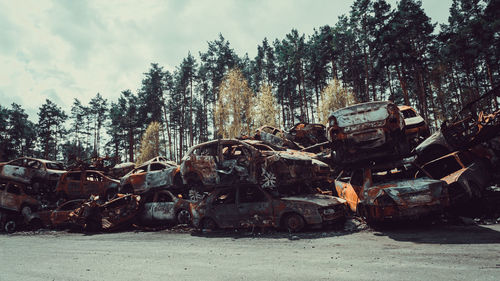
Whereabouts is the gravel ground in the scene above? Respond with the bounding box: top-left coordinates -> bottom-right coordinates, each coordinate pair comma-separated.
1,221 -> 499,281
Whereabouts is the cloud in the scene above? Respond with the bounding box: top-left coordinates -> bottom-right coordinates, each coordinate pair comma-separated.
0,0 -> 452,123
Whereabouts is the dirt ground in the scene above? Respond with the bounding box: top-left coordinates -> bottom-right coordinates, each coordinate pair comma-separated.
1,221 -> 499,281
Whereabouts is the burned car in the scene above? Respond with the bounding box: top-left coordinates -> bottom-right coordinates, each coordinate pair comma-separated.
119,159 -> 183,195
398,105 -> 430,148
287,123 -> 328,149
253,125 -> 301,150
55,170 -> 120,204
109,162 -> 135,179
327,101 -> 409,164
334,163 -> 447,222
180,139 -> 332,200
69,194 -> 142,232
0,179 -> 42,232
138,189 -> 192,226
417,151 -> 491,206
36,199 -> 86,229
0,157 -> 66,194
190,184 -> 346,232
415,87 -> 500,164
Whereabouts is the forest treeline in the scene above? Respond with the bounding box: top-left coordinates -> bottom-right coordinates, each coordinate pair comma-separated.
0,0 -> 498,164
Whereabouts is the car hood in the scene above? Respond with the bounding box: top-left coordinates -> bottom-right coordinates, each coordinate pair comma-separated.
281,194 -> 346,207
415,130 -> 447,154
365,178 -> 444,205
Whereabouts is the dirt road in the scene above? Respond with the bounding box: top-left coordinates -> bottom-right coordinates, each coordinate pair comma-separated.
1,223 -> 499,281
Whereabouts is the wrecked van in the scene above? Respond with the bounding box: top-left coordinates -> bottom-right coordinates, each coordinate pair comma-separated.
190,184 -> 346,232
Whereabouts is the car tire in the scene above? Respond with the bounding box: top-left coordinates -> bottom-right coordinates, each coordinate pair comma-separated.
282,213 -> 305,233
4,220 -> 16,233
201,217 -> 218,231
176,209 -> 191,225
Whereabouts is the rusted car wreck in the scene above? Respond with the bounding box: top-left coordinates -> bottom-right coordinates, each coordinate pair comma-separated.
119,158 -> 183,195
180,139 -> 332,200
334,163 -> 447,222
190,184 -> 346,232
327,101 -> 409,164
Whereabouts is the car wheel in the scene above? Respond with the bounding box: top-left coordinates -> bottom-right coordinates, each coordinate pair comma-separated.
21,205 -> 33,217
4,220 -> 16,233
283,213 -> 305,233
176,209 -> 191,225
201,218 -> 218,231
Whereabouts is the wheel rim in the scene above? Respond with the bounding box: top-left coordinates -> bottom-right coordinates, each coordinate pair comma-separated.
285,214 -> 304,232
260,167 -> 277,188
21,206 -> 32,217
4,221 -> 16,233
177,210 -> 191,225
189,189 -> 205,201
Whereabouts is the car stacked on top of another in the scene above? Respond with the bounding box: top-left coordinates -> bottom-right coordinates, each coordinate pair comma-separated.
55,170 -> 120,205
119,158 -> 183,195
398,105 -> 430,148
327,101 -> 409,165
180,139 -> 332,200
0,157 -> 66,195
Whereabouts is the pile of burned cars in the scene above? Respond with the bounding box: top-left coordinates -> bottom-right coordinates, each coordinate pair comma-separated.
327,88 -> 499,223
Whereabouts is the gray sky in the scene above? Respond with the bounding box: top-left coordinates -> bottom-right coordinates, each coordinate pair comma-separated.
0,0 -> 452,121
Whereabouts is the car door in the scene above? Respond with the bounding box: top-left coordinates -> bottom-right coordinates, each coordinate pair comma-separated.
3,182 -> 22,211
236,185 -> 273,228
146,191 -> 176,223
25,159 -> 44,181
128,165 -> 148,191
83,171 -> 104,196
65,172 -> 83,198
145,163 -> 171,189
335,169 -> 364,212
209,188 -> 239,228
0,180 -> 9,209
190,143 -> 219,186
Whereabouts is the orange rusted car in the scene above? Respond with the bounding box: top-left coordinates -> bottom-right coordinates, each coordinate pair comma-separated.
190,184 -> 346,232
55,170 -> 120,204
334,164 -> 447,222
327,101 -> 409,164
